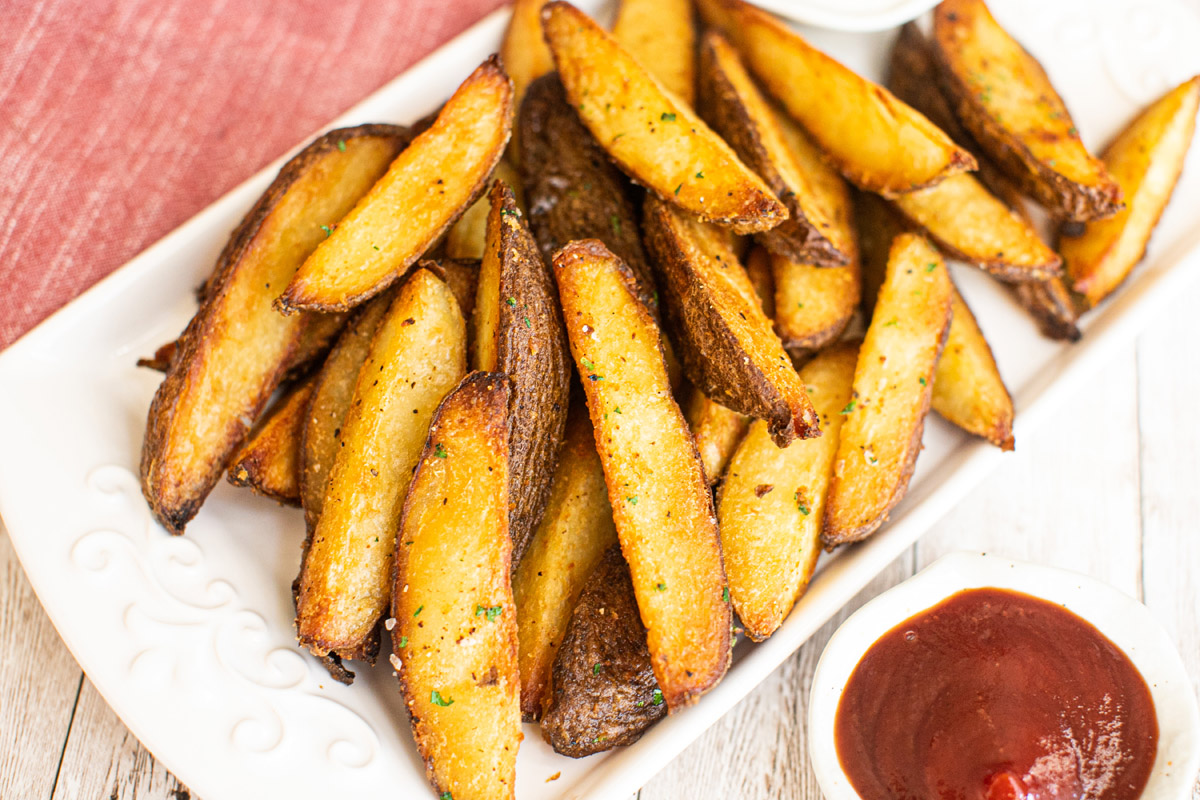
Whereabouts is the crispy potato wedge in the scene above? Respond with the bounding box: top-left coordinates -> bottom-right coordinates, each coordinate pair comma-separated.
718,342 -> 857,640
502,0 -> 554,111
823,234 -> 952,548
699,32 -> 848,266
643,196 -> 819,445
540,546 -> 666,756
1011,277 -> 1081,342
890,173 -> 1061,281
857,193 -> 1014,448
612,0 -> 697,105
278,58 -> 513,312
473,182 -> 572,565
136,340 -> 178,372
391,372 -> 520,800
552,239 -> 731,710
298,292 -> 394,528
445,160 -> 523,260
295,269 -> 467,663
541,2 -> 785,233
227,376 -> 314,505
514,404 -> 618,720
429,258 -> 481,321
682,384 -> 749,484
931,0 -> 1122,221
743,244 -> 775,317
140,124 -> 410,534
695,0 -> 974,195
1061,76 -> 1200,308
518,73 -> 659,310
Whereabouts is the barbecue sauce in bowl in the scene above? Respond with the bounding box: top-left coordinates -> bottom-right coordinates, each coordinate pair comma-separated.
834,588 -> 1158,800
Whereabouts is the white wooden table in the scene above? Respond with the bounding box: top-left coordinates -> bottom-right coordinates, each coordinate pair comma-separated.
3,277 -> 1198,799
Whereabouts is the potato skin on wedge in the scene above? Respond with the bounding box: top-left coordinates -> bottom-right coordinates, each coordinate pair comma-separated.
823,234 -> 952,548
391,372 -> 520,800
643,196 -> 820,445
295,268 -> 467,664
541,2 -> 786,234
140,124 -> 410,534
473,182 -> 572,566
698,31 -> 847,266
612,0 -> 697,105
695,0 -> 975,196
931,0 -> 1122,221
517,73 -> 659,310
683,384 -> 750,485
552,239 -> 731,710
278,57 -> 512,312
514,404 -> 618,720
1061,76 -> 1200,308
541,546 -> 666,757
227,375 -> 314,505
718,343 -> 857,640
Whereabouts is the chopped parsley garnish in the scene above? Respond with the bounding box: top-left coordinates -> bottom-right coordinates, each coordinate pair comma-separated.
500,207 -> 520,216
336,139 -> 346,152
506,296 -> 517,307
627,496 -> 638,505
434,443 -> 448,459
651,689 -> 664,705
588,374 -> 604,381
695,171 -> 705,179
581,358 -> 596,370
674,183 -> 682,196
722,587 -> 730,603
593,662 -> 602,675
441,793 -> 453,800
523,316 -> 531,329
795,491 -> 810,516
840,401 -> 856,415
414,605 -> 424,617
610,214 -> 622,235
475,604 -> 503,622
431,690 -> 454,707
884,318 -> 899,327
919,376 -> 927,386
399,636 -> 408,648
655,581 -> 667,592
320,225 -> 333,237
613,406 -> 621,414
925,262 -> 937,273
661,112 -> 676,121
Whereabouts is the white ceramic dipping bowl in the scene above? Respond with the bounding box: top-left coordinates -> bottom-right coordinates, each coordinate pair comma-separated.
808,552 -> 1200,800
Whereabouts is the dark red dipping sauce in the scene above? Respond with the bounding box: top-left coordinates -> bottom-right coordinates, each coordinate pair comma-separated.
834,588 -> 1158,800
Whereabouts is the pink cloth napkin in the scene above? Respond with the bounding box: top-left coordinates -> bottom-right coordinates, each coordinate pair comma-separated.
0,0 -> 507,352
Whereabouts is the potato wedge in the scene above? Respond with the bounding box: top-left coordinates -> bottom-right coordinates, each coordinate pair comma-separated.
278,58 -> 513,312
643,196 -> 819,445
699,31 -> 848,266
1011,277 -> 1081,342
890,173 -> 1061,281
552,239 -> 731,710
295,268 -> 467,663
743,245 -> 775,317
136,340 -> 177,372
541,2 -> 785,233
227,376 -> 314,505
140,124 -> 410,534
391,372 -> 519,800
445,160 -> 522,260
823,234 -> 952,548
695,0 -> 974,195
430,258 -> 481,321
518,73 -> 659,310
612,0 -> 697,105
931,0 -> 1122,221
1061,76 -> 1200,308
514,404 -> 618,720
540,546 -> 666,756
718,342 -> 857,640
682,384 -> 749,484
473,182 -> 572,565
501,0 -> 554,111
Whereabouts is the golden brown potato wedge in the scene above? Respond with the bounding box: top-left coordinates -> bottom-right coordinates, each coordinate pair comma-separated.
540,546 -> 666,757
1011,277 -> 1081,342
823,234 -> 952,548
612,0 -> 696,105
682,384 -> 749,484
295,268 -> 467,663
514,404 -> 618,720
501,0 -> 554,112
278,58 -> 512,312
698,31 -> 848,266
1061,76 -> 1200,308
718,342 -> 857,640
517,73 -> 659,311
931,0 -> 1122,221
541,2 -> 786,233
553,239 -> 731,710
643,196 -> 819,445
140,124 -> 410,534
890,173 -> 1061,281
227,376 -> 314,505
445,160 -> 522,260
473,182 -> 572,565
695,0 -> 974,195
391,372 -> 520,800
743,244 -> 775,317
430,258 -> 481,321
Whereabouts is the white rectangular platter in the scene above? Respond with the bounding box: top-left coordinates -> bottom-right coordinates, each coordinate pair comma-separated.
2,1 -> 1199,798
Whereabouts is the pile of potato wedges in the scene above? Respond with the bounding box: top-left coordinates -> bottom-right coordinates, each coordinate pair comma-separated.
137,0 -> 1198,796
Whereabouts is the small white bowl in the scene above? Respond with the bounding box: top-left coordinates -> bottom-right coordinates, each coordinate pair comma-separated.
808,552 -> 1200,800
